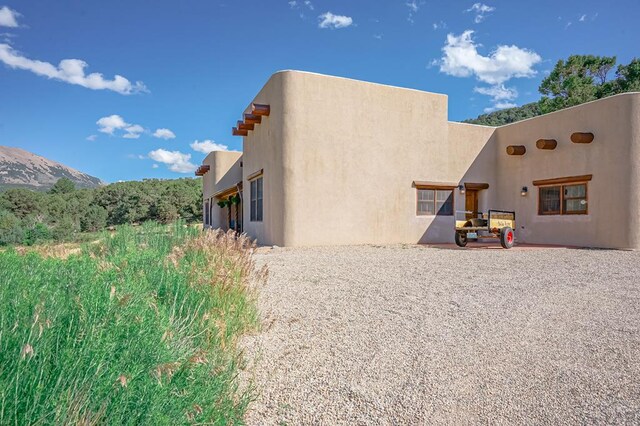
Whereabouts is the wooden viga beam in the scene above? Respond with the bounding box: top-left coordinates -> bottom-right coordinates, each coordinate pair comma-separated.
536,139 -> 557,150
232,127 -> 248,137
252,103 -> 270,116
237,120 -> 254,131
244,114 -> 262,124
194,165 -> 210,176
571,132 -> 594,144
506,145 -> 526,156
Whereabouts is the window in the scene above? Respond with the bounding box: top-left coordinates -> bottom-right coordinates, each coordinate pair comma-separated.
539,186 -> 561,215
539,182 -> 588,215
417,189 -> 453,216
250,177 -> 263,222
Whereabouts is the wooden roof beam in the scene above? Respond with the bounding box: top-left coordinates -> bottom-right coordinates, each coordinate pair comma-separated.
237,120 -> 254,131
194,165 -> 210,176
571,132 -> 594,144
506,145 -> 526,156
536,139 -> 558,150
244,114 -> 262,124
252,103 -> 270,116
232,127 -> 248,136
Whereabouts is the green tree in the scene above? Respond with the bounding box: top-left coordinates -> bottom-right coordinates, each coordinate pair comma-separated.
464,55 -> 640,126
49,177 -> 76,194
1,177 -> 202,245
0,189 -> 44,219
24,223 -> 52,245
46,195 -> 68,223
538,55 -> 617,114
0,210 -> 25,245
615,58 -> 640,92
80,205 -> 108,232
51,216 -> 78,241
463,102 -> 541,126
156,200 -> 180,223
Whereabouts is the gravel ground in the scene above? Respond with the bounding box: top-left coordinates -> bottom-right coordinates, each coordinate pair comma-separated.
240,245 -> 640,425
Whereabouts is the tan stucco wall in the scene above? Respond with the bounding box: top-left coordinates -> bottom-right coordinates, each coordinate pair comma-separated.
202,150 -> 242,230
629,94 -> 640,249
265,71 -> 496,246
204,69 -> 640,249
241,72 -> 289,246
491,92 -> 640,249
448,122 -> 498,218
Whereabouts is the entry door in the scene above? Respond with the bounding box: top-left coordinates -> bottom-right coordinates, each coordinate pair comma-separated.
465,190 -> 479,219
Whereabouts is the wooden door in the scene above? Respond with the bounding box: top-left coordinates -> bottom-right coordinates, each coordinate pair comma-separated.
465,190 -> 479,220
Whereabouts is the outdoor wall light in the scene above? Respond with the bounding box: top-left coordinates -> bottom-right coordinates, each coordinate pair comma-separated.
458,184 -> 465,194
521,186 -> 528,196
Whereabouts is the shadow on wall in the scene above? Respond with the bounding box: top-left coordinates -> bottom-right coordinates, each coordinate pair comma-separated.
418,133 -> 498,245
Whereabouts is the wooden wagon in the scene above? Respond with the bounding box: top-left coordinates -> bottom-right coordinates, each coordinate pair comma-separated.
454,209 -> 516,249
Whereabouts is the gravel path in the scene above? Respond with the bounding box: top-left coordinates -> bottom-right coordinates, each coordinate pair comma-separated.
241,245 -> 640,424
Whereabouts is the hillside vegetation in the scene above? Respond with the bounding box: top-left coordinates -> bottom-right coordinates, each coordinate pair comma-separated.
0,223 -> 260,424
0,177 -> 202,246
464,55 -> 640,126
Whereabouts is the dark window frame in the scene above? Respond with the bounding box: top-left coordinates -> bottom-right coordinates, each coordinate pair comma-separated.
250,176 -> 263,222
538,182 -> 588,216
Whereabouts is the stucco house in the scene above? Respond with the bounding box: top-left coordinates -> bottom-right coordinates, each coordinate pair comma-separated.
197,70 -> 640,249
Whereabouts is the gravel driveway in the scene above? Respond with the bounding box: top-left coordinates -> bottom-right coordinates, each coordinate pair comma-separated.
241,245 -> 640,424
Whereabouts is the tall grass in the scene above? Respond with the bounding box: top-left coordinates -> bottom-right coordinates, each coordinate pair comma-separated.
0,222 -> 260,424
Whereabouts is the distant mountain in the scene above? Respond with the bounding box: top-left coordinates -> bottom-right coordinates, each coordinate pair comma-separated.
0,146 -> 103,191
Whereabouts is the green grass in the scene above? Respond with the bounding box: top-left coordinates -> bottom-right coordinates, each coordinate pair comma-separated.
0,222 -> 259,424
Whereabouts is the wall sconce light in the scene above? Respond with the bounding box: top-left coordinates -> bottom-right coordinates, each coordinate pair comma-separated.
458,184 -> 465,194
521,186 -> 528,196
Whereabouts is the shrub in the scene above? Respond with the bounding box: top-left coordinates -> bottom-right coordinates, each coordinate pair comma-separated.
0,210 -> 25,245
24,223 -> 52,246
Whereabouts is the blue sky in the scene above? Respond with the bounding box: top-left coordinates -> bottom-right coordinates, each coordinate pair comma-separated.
0,0 -> 638,182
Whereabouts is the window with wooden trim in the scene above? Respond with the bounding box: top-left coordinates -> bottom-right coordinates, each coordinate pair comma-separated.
417,189 -> 453,216
250,176 -> 263,222
538,182 -> 588,215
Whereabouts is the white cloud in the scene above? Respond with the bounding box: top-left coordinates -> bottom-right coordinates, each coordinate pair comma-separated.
475,85 -> 518,112
373,33 -> 383,40
433,21 -> 447,30
474,84 -> 518,101
406,0 -> 423,23
86,134 -> 97,141
0,43 -> 147,94
0,6 -> 19,28
97,115 -> 127,135
122,124 -> 144,139
318,12 -> 353,29
153,128 -> 176,140
579,14 -> 587,22
152,163 -> 159,169
438,30 -> 541,85
484,102 -> 517,113
466,3 -> 495,23
97,114 -> 145,138
289,0 -> 313,17
190,139 -> 229,154
148,149 -> 197,173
